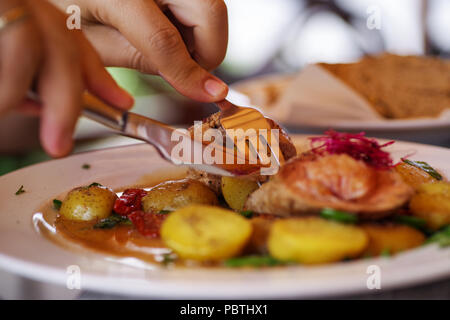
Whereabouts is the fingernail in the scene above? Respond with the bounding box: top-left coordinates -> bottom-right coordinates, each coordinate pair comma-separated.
204,78 -> 228,98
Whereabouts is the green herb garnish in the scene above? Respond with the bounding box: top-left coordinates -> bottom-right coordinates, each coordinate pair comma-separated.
363,253 -> 373,259
159,210 -> 172,214
320,208 -> 358,224
402,159 -> 443,180
239,210 -> 253,219
94,213 -> 131,229
394,215 -> 427,230
88,182 -> 102,188
426,225 -> 450,247
224,255 -> 283,268
380,249 -> 391,257
15,185 -> 25,195
53,199 -> 62,210
161,253 -> 177,266
82,164 -> 91,170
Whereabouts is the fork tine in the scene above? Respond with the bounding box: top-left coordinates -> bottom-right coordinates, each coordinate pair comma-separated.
217,99 -> 282,173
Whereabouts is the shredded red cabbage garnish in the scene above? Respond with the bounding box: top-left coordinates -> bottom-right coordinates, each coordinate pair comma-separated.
310,130 -> 394,169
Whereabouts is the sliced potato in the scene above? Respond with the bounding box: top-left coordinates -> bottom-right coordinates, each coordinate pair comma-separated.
361,223 -> 425,256
409,182 -> 450,230
221,176 -> 259,211
268,217 -> 368,264
142,179 -> 218,213
60,184 -> 117,221
160,205 -> 252,261
395,162 -> 437,189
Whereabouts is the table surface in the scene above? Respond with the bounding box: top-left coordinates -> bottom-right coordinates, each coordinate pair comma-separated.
77,278 -> 450,299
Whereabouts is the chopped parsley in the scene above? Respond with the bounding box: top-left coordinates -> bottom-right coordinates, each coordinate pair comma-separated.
94,213 -> 131,229
159,210 -> 172,214
320,208 -> 358,224
380,249 -> 391,257
239,210 -> 254,219
224,255 -> 284,268
53,199 -> 62,210
394,215 -> 427,230
161,253 -> 177,266
426,225 -> 450,247
88,182 -> 102,188
402,159 -> 442,180
82,164 -> 91,170
15,185 -> 25,195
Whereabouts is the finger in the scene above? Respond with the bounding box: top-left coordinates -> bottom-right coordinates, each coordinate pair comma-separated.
27,0 -> 84,157
93,0 -> 228,102
73,30 -> 134,110
161,0 -> 228,70
0,2 -> 42,115
16,98 -> 42,116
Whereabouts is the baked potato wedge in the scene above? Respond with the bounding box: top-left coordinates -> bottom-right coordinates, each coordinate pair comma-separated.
161,205 -> 253,261
142,179 -> 218,213
361,223 -> 425,256
409,182 -> 450,230
395,162 -> 438,189
60,184 -> 117,221
221,177 -> 259,211
268,217 -> 368,264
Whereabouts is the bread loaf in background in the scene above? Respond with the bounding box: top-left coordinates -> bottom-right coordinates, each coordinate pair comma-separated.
319,54 -> 450,119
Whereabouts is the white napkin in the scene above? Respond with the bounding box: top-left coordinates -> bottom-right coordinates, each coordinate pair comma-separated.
260,64 -> 450,127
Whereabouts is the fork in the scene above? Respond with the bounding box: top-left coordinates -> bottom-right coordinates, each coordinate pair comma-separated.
216,99 -> 283,173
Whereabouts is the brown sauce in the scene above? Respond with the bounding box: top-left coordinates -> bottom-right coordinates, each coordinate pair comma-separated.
34,170 -> 195,267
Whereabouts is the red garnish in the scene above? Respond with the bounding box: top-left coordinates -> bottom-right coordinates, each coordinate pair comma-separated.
128,211 -> 167,238
310,130 -> 394,169
114,189 -> 148,216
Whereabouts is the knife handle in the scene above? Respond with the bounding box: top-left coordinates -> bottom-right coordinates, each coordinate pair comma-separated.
81,92 -> 128,132
27,90 -> 128,133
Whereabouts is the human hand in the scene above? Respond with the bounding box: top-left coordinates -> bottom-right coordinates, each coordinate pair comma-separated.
49,0 -> 229,102
0,0 -> 134,157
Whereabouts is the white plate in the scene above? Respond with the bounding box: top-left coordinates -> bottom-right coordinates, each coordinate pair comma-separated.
0,136 -> 449,299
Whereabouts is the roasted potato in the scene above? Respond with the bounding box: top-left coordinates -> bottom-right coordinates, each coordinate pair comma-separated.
409,182 -> 450,230
361,223 -> 425,256
142,179 -> 218,213
60,184 -> 117,221
160,205 -> 252,261
244,216 -> 276,254
395,162 -> 437,189
268,217 -> 368,264
221,176 -> 259,211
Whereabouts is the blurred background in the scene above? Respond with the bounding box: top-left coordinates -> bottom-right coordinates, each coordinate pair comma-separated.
1,0 -> 449,175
